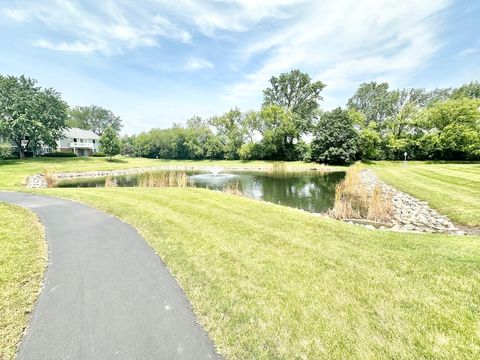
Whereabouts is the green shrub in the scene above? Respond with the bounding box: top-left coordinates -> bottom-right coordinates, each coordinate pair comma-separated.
0,143 -> 14,159
43,151 -> 77,157
91,152 -> 106,157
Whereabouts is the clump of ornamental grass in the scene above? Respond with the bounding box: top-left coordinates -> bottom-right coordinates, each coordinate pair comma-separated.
367,184 -> 393,221
104,176 -> 117,187
43,171 -> 58,188
137,171 -> 189,188
330,165 -> 392,221
222,180 -> 243,196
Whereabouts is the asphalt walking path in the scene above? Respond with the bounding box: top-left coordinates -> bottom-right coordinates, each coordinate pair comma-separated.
0,192 -> 220,360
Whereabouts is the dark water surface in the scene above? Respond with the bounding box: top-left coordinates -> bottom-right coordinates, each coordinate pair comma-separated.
57,170 -> 345,213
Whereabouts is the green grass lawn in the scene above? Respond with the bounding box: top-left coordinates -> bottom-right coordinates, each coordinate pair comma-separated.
369,161 -> 480,226
39,187 -> 480,359
0,156 -> 329,189
1,158 -> 480,358
0,203 -> 46,360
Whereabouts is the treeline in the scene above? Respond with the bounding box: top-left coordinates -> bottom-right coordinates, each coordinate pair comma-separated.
1,72 -> 479,162
122,71 -> 480,163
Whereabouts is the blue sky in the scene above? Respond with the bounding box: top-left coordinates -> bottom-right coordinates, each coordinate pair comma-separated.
1,0 -> 479,134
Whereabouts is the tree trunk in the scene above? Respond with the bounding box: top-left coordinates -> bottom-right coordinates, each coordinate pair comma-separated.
18,146 -> 25,158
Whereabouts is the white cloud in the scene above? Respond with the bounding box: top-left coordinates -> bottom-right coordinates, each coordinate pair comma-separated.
2,8 -> 28,22
225,0 -> 451,109
2,0 -> 304,55
184,57 -> 214,71
3,1 -> 192,54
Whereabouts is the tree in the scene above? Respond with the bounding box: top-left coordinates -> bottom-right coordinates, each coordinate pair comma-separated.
311,108 -> 358,164
209,108 -> 245,159
417,98 -> 480,159
68,105 -> 122,135
451,81 -> 480,99
256,105 -> 300,160
0,75 -> 68,158
184,116 -> 223,159
347,82 -> 397,125
358,122 -> 383,160
263,69 -> 326,132
99,126 -> 121,159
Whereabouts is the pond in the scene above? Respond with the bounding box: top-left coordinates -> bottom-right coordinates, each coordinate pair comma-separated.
57,170 -> 345,213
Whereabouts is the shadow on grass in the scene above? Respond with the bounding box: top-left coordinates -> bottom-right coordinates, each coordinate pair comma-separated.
105,158 -> 127,163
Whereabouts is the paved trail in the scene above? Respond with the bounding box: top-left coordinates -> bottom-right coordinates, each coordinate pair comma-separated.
0,192 -> 219,360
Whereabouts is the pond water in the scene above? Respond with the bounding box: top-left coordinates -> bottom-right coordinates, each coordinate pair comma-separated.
57,170 -> 345,213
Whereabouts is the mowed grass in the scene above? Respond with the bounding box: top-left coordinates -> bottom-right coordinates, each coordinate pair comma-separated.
0,203 -> 46,359
41,187 -> 480,359
0,157 -> 327,189
369,161 -> 480,226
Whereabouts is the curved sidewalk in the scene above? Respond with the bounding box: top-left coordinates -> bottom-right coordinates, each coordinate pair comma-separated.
0,192 -> 219,360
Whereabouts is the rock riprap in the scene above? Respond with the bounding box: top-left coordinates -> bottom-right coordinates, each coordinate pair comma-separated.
359,169 -> 464,235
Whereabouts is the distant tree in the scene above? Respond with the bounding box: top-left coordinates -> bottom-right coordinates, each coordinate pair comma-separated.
358,122 -> 383,160
0,75 -> 68,158
451,81 -> 480,99
311,108 -> 358,164
184,116 -> 223,159
256,105 -> 300,160
99,126 -> 121,159
418,98 -> 480,159
347,82 -> 397,125
68,105 -> 122,135
263,69 -> 326,132
209,108 -> 245,159
426,87 -> 453,104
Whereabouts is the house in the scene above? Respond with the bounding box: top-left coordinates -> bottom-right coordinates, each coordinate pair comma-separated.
57,128 -> 100,156
0,128 -> 100,157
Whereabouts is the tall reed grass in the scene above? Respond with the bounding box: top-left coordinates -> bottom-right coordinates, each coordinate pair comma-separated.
137,171 -> 190,187
330,165 -> 392,221
271,161 -> 287,174
43,171 -> 57,188
222,180 -> 243,196
104,176 -> 117,187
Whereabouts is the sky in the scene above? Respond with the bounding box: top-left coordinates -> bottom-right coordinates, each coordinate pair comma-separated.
1,0 -> 479,134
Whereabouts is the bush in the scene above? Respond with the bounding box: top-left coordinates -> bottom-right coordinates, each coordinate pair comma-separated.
43,151 -> 77,157
0,143 -> 14,159
91,152 -> 106,157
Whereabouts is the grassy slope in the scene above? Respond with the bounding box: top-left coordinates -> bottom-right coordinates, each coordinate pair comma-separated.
41,187 -> 480,359
0,203 -> 46,359
369,161 -> 480,226
0,157 -> 326,189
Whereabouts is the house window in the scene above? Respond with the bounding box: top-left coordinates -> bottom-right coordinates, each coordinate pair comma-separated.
73,138 -> 77,142
93,139 -> 95,144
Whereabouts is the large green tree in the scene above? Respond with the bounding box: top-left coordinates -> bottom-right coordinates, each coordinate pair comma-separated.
347,82 -> 397,125
311,108 -> 358,164
263,69 -> 325,132
0,75 -> 68,158
68,105 -> 122,135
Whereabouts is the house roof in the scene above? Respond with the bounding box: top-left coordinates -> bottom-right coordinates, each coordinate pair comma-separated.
63,128 -> 100,140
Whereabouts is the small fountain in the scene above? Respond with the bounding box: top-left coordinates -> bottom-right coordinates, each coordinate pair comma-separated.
189,166 -> 238,188
209,166 -> 224,176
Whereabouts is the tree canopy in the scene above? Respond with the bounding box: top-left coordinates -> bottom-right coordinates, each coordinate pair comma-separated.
0,75 -> 68,158
68,105 -> 122,135
263,69 -> 325,132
